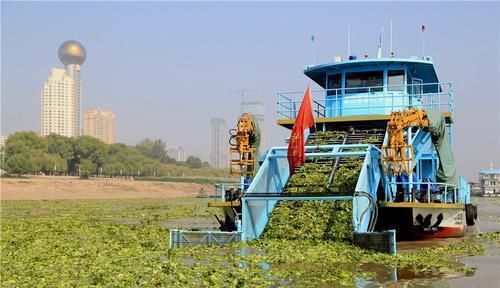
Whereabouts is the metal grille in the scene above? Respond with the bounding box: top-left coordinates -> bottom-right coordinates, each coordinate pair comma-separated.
169,230 -> 241,248
353,230 -> 397,254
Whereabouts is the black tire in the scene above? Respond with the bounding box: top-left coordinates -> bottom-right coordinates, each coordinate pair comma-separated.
465,204 -> 477,226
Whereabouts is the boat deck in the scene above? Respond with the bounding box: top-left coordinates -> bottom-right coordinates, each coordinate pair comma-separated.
277,112 -> 452,129
379,201 -> 463,209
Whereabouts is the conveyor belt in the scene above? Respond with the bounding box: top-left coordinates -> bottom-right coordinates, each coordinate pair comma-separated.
283,128 -> 385,194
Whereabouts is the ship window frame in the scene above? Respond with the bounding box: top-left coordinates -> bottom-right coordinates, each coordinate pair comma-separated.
387,70 -> 405,92
412,78 -> 423,96
345,70 -> 384,94
326,73 -> 342,96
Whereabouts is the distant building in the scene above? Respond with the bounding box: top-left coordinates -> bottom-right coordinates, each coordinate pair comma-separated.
479,168 -> 500,197
0,135 -> 8,148
0,135 -> 7,166
83,108 -> 116,144
41,40 -> 86,137
167,146 -> 187,162
209,118 -> 228,168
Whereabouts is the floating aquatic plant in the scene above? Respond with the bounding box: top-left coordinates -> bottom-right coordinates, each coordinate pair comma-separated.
263,130 -> 367,242
1,198 -> 497,287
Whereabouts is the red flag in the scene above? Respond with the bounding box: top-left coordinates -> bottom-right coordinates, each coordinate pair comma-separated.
287,86 -> 315,175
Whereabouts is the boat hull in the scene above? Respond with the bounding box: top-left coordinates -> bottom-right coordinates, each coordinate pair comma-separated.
412,207 -> 466,239
376,202 -> 466,240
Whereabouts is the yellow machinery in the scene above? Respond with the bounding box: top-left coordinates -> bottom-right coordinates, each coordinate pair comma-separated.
229,113 -> 257,177
382,108 -> 429,176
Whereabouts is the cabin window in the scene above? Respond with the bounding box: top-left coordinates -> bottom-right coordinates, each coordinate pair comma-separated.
345,71 -> 383,93
388,70 -> 405,91
327,74 -> 342,96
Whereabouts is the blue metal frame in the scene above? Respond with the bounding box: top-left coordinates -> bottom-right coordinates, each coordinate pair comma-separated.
213,182 -> 242,201
304,58 -> 440,91
241,144 -> 383,241
169,229 -> 242,248
277,82 -> 452,120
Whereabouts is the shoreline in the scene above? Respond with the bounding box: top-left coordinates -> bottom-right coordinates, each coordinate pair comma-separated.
0,176 -> 212,200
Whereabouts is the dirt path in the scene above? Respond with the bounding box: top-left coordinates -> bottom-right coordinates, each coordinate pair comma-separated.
0,176 -> 211,200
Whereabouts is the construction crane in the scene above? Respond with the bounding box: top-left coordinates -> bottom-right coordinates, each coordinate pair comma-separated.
381,108 -> 429,176
381,108 -> 457,187
229,113 -> 260,178
206,113 -> 260,232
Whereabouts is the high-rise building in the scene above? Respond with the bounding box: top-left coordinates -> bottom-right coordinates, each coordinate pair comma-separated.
167,146 -> 187,162
41,40 -> 86,137
241,96 -> 266,151
209,118 -> 228,168
83,108 -> 116,144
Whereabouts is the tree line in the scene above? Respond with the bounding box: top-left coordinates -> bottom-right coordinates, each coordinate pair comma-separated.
1,131 -> 227,178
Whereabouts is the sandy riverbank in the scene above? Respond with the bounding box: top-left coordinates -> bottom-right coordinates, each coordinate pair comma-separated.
0,176 -> 211,200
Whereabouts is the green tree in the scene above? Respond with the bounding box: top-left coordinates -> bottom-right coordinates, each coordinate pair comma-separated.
74,136 -> 108,173
1,130 -> 230,178
79,159 -> 96,179
103,162 -> 126,177
4,131 -> 47,161
5,154 -> 33,175
186,156 -> 202,169
135,138 -> 174,163
31,153 -> 46,173
46,134 -> 74,162
41,154 -> 68,175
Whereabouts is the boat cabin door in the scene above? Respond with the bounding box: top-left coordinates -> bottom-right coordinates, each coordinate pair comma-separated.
411,78 -> 423,106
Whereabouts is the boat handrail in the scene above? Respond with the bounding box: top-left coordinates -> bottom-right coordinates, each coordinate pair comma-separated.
387,180 -> 458,204
213,182 -> 242,202
277,82 -> 453,120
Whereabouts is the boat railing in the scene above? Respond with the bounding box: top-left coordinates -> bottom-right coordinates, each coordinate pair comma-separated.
387,181 -> 458,204
277,82 -> 453,120
213,182 -> 242,202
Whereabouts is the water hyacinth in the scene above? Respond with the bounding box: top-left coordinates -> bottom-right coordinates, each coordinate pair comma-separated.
2,198 -> 496,286
263,200 -> 353,241
264,158 -> 363,241
263,129 -> 384,241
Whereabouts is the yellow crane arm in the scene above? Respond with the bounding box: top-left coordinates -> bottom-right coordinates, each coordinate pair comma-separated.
382,108 -> 429,176
229,113 -> 256,177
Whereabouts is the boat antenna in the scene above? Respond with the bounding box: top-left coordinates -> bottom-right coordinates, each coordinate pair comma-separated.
311,34 -> 315,66
390,19 -> 394,57
377,26 -> 384,59
421,24 -> 426,58
347,24 -> 351,58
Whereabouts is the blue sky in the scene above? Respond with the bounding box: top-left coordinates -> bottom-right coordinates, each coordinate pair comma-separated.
1,2 -> 499,180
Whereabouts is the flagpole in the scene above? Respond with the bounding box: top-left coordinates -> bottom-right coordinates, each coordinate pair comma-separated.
347,24 -> 351,58
390,19 -> 393,57
309,85 -> 317,134
421,25 -> 425,58
311,35 -> 315,66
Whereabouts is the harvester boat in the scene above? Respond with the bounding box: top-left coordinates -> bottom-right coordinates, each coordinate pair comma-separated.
170,51 -> 477,252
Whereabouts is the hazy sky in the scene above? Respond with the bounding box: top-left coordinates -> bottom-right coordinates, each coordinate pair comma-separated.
1,2 -> 499,181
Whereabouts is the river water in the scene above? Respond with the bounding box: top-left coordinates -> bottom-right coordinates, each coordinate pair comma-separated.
446,197 -> 500,288
365,196 -> 499,287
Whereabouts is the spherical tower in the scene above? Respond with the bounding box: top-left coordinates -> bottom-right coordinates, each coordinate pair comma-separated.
58,40 -> 86,137
58,40 -> 86,66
